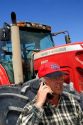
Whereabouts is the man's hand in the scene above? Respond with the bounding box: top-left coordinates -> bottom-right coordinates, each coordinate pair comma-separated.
35,82 -> 53,108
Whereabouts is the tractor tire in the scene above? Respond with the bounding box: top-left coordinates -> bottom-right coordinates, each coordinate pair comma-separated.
0,78 -> 40,125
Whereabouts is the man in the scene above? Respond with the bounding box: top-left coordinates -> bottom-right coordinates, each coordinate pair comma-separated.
17,62 -> 83,125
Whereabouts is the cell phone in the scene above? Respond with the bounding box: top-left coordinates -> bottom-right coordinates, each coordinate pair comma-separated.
42,82 -> 54,100
47,93 -> 54,99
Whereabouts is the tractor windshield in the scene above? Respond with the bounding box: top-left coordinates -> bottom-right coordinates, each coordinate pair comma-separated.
0,28 -> 54,61
20,30 -> 54,51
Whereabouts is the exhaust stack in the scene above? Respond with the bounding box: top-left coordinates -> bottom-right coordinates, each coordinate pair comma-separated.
11,12 -> 23,84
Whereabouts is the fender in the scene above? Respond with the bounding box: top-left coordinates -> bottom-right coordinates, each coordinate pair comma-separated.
0,64 -> 10,85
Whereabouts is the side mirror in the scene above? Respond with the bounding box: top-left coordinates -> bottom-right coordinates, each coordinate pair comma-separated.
0,28 -> 10,41
52,30 -> 71,44
65,35 -> 71,44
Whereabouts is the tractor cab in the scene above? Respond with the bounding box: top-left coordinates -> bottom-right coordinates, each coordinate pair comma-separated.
0,21 -> 54,84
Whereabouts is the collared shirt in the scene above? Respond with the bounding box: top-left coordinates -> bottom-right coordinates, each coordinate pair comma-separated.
16,92 -> 83,125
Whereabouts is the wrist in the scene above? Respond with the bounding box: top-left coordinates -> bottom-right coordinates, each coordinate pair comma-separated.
35,102 -> 43,109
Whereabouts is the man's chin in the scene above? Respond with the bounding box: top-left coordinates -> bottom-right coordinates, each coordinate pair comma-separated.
54,91 -> 62,96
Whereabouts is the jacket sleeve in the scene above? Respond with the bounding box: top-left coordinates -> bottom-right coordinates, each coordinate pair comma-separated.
74,98 -> 83,125
77,102 -> 83,125
16,102 -> 44,125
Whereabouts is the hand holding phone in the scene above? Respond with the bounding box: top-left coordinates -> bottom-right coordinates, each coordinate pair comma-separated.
35,81 -> 53,108
42,82 -> 54,100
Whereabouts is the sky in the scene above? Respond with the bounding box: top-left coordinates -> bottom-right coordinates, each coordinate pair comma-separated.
0,0 -> 83,45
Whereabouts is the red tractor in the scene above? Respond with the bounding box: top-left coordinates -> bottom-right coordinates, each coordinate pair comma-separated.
0,12 -> 82,125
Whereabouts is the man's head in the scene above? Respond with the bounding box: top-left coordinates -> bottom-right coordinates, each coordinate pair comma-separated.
38,62 -> 65,95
